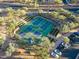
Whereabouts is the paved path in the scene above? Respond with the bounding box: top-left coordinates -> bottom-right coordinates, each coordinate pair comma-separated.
0,2 -> 79,9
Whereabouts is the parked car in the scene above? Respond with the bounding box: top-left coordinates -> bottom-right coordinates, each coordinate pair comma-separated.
51,38 -> 71,58
51,39 -> 64,58
68,32 -> 79,44
51,49 -> 62,58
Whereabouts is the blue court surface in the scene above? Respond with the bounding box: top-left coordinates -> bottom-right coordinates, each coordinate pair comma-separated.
17,16 -> 56,37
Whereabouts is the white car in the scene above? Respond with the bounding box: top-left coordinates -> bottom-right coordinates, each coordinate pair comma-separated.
51,49 -> 62,58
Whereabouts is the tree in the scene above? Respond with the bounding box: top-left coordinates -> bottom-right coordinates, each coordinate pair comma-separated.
17,32 -> 42,47
33,45 -> 49,59
58,15 -> 66,20
15,9 -> 26,17
6,19 -> 21,37
17,32 -> 54,59
50,8 -> 79,33
62,23 -> 70,32
34,0 -> 39,8
5,42 -> 16,57
56,8 -> 72,17
54,0 -> 63,4
63,37 -> 70,43
32,37 -> 55,59
5,8 -> 27,37
0,36 -> 4,46
6,8 -> 16,19
51,11 -> 59,18
0,17 -> 4,25
69,22 -> 76,29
